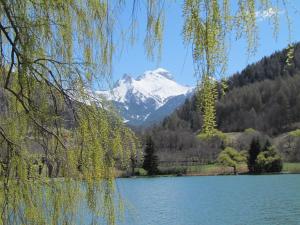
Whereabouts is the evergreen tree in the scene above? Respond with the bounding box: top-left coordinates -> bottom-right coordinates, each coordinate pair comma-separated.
248,138 -> 261,173
256,146 -> 283,173
142,136 -> 159,176
263,139 -> 272,151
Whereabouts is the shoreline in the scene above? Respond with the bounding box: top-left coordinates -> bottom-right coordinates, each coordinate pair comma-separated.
118,171 -> 300,178
116,162 -> 300,178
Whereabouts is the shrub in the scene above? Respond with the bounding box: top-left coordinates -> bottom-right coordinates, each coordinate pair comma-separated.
244,128 -> 257,134
289,129 -> 300,137
198,130 -> 228,142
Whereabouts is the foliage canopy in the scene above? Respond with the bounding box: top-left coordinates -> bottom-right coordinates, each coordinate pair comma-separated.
217,147 -> 246,174
255,145 -> 283,173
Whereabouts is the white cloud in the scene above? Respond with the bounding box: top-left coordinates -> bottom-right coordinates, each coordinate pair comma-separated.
255,7 -> 284,21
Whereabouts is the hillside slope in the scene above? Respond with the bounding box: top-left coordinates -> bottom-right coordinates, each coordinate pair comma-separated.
143,43 -> 300,164
157,43 -> 300,135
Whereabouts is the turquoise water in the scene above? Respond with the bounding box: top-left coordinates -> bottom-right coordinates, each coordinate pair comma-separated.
116,175 -> 300,225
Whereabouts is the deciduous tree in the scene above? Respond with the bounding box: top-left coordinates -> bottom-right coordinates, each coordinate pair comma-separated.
217,147 -> 246,174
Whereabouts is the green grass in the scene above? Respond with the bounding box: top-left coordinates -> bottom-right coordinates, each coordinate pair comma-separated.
129,163 -> 300,177
186,164 -> 248,175
158,166 -> 187,175
158,163 -> 248,176
283,163 -> 300,173
186,164 -> 224,174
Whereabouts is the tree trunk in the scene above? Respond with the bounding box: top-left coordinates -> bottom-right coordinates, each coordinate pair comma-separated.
233,166 -> 237,175
131,157 -> 136,176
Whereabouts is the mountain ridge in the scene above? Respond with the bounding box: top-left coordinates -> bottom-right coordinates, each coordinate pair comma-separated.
96,68 -> 194,126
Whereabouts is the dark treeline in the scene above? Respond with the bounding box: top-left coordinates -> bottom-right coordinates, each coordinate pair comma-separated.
228,43 -> 300,89
217,74 -> 300,134
142,43 -> 300,164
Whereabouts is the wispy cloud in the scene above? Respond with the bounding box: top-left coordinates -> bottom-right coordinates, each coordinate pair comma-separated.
255,7 -> 284,21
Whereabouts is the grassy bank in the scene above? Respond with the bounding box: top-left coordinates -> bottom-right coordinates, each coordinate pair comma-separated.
158,164 -> 248,176
117,162 -> 300,177
282,163 -> 300,173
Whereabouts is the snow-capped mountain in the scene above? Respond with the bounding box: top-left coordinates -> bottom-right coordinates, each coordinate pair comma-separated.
96,68 -> 194,126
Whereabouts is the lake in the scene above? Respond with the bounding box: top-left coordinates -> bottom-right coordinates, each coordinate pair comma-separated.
116,174 -> 300,225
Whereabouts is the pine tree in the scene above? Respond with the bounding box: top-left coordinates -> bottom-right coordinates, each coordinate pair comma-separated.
248,138 -> 261,173
256,146 -> 283,173
142,136 -> 159,176
263,139 -> 272,151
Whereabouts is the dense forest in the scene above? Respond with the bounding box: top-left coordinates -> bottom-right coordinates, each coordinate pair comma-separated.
142,43 -> 300,165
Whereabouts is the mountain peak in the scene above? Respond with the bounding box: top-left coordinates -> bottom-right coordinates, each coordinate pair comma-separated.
122,73 -> 132,82
113,73 -> 132,88
96,68 -> 194,126
152,68 -> 173,80
137,68 -> 173,81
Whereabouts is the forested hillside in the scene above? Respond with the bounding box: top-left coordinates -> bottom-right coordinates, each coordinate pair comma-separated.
157,42 -> 300,134
143,43 -> 300,164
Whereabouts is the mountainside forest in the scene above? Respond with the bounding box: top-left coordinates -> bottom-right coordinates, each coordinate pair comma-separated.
141,43 -> 300,165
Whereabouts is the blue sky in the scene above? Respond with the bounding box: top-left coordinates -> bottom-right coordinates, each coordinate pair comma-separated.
105,1 -> 300,89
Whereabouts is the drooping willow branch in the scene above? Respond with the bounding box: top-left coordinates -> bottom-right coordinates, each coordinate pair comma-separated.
0,1 -> 144,224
